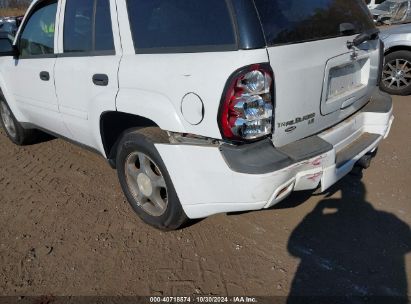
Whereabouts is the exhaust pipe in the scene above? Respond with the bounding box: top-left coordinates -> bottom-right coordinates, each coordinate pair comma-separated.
355,149 -> 378,169
356,154 -> 373,169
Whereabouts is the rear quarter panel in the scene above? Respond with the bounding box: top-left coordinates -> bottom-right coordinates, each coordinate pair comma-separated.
114,0 -> 269,138
116,50 -> 269,139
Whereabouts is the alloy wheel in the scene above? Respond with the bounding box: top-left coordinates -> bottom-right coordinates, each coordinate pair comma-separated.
0,101 -> 17,138
124,151 -> 168,217
382,59 -> 411,91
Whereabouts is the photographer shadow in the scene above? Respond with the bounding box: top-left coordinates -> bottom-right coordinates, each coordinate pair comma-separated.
286,175 -> 411,303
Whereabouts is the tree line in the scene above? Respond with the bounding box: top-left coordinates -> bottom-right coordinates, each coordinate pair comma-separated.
0,0 -> 31,9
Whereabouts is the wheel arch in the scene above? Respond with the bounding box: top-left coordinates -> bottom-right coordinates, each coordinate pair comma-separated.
385,44 -> 411,56
100,111 -> 161,167
380,44 -> 411,96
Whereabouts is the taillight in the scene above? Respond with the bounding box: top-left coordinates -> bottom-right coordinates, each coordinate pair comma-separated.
218,63 -> 274,142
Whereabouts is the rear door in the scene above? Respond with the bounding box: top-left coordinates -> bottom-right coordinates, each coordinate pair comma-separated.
254,0 -> 381,147
54,0 -> 121,149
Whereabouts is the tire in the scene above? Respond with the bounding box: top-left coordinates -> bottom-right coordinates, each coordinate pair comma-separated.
380,50 -> 411,96
0,95 -> 38,146
116,127 -> 188,230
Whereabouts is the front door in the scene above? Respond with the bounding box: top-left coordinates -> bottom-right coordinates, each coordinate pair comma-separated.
5,0 -> 69,135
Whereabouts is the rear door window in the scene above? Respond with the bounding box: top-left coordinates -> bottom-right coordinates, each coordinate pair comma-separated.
94,0 -> 115,51
63,0 -> 93,52
63,0 -> 114,54
254,0 -> 375,46
126,0 -> 236,53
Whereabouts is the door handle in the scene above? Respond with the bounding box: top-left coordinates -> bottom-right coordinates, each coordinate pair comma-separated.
40,71 -> 50,81
92,74 -> 109,86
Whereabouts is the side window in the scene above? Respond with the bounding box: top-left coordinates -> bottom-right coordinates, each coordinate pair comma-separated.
19,1 -> 57,57
126,0 -> 236,52
63,0 -> 114,54
63,0 -> 93,52
95,0 -> 115,51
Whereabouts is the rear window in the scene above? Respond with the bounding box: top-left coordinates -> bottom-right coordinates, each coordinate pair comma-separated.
254,0 -> 375,46
126,0 -> 236,53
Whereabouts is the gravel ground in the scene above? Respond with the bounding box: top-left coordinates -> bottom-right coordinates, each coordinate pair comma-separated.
0,95 -> 410,299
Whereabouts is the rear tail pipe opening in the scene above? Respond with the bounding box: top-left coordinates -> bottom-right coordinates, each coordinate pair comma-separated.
355,149 -> 378,169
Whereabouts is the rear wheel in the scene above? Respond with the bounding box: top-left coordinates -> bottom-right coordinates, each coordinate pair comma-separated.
380,50 -> 411,96
116,127 -> 188,230
0,98 -> 37,146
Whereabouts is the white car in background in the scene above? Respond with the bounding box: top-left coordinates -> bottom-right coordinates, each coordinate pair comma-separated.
380,23 -> 411,95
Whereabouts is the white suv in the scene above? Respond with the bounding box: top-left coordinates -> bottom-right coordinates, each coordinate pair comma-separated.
0,0 -> 394,230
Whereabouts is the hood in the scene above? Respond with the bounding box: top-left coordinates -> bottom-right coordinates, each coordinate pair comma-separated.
381,23 -> 411,35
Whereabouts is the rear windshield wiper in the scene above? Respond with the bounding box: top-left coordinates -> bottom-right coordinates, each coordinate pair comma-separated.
340,23 -> 380,49
347,28 -> 380,49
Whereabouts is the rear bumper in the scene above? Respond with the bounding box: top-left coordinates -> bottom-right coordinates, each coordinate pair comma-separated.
156,89 -> 393,219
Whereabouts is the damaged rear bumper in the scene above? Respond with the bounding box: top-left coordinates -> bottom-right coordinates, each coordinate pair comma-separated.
156,89 -> 393,219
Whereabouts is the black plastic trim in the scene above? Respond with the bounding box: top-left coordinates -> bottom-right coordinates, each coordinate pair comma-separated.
361,88 -> 392,114
18,54 -> 57,59
220,87 -> 391,175
377,39 -> 385,85
57,50 -> 116,57
336,133 -> 380,168
278,136 -> 333,162
93,74 -> 109,86
18,51 -> 116,60
39,71 -> 50,81
220,136 -> 333,175
220,139 -> 292,174
134,45 -> 238,55
230,0 -> 266,50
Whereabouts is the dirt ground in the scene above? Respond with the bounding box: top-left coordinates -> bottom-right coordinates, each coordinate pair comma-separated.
0,96 -> 410,299
0,8 -> 26,17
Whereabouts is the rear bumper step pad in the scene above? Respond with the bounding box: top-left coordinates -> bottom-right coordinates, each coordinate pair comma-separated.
336,133 -> 380,168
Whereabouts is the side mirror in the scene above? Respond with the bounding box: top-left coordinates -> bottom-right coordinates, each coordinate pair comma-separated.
0,33 -> 18,57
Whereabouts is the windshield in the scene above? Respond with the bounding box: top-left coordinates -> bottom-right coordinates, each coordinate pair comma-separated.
375,1 -> 400,11
254,0 -> 375,46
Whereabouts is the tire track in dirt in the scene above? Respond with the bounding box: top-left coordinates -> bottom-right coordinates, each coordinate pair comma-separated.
1,96 -> 410,297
